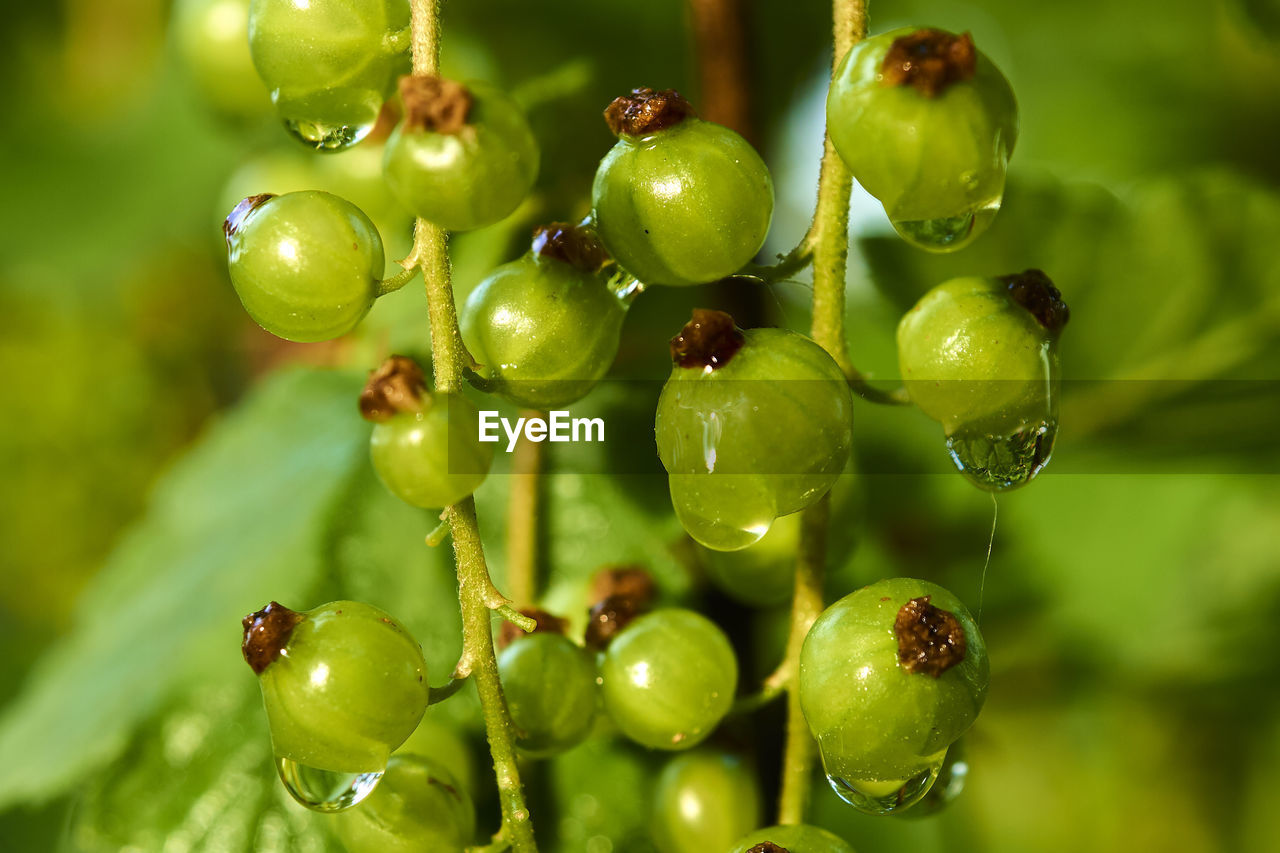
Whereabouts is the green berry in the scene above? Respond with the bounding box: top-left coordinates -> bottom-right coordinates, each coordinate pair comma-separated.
591,88 -> 773,286
898,270 -> 1068,490
798,578 -> 987,814
827,28 -> 1017,252
656,310 -> 853,551
172,0 -> 272,121
653,751 -> 761,853
701,511 -> 800,607
248,0 -> 409,149
383,77 -> 539,231
599,609 -> 737,750
730,824 -> 856,853
360,356 -> 492,508
241,601 -> 429,773
332,754 -> 476,853
461,222 -> 624,409
497,631 -> 598,757
394,716 -> 476,799
223,191 -> 385,342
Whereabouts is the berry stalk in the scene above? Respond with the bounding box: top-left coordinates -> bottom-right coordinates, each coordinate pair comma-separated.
405,2 -> 538,850
776,0 -> 868,827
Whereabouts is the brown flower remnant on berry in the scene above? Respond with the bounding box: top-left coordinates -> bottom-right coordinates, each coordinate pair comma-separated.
360,355 -> 428,422
242,602 -> 303,675
671,309 -> 745,369
881,29 -> 977,97
1001,269 -> 1070,336
497,608 -> 570,651
532,222 -> 612,273
604,88 -> 696,137
894,595 -> 967,677
400,75 -> 473,134
747,843 -> 789,853
223,193 -> 275,245
589,565 -> 656,610
585,594 -> 644,650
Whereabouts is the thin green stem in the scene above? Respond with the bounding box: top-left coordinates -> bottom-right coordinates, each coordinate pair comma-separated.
427,675 -> 469,706
406,1 -> 536,850
776,0 -> 868,827
377,264 -> 419,296
505,415 -> 545,606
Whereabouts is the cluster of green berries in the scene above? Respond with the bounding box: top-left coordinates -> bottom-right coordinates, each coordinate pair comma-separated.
197,1 -> 1071,846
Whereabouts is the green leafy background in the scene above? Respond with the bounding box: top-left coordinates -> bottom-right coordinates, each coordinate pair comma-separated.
1,0 -> 1278,851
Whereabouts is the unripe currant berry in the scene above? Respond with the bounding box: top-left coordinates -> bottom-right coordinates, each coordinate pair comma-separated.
729,825 -> 856,853
653,751 -> 762,853
360,356 -> 494,508
332,753 -> 476,853
172,0 -> 272,121
382,76 -> 539,231
798,578 -> 988,815
655,310 -> 853,551
897,270 -> 1069,491
827,27 -> 1018,252
461,222 -> 625,409
223,191 -> 386,342
497,627 -> 598,757
599,609 -> 737,751
241,601 -> 429,810
248,0 -> 410,149
591,88 -> 773,286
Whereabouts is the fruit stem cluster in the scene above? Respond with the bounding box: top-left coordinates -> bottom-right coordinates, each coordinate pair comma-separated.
405,2 -> 538,851
776,0 -> 868,828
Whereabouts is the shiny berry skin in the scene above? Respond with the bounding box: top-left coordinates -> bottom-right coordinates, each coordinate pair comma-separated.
223,191 -> 385,342
898,271 -> 1068,491
173,0 -> 272,121
591,89 -> 773,286
729,824 -> 856,853
383,78 -> 539,231
656,310 -> 853,551
497,632 -> 598,757
599,609 -> 737,750
369,392 -> 494,509
798,579 -> 988,797
653,751 -> 761,853
827,27 -> 1017,252
242,601 -> 429,773
248,0 -> 409,149
332,754 -> 476,853
460,223 -> 624,409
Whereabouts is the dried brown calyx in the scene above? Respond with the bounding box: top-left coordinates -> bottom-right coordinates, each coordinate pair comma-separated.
585,594 -> 645,651
497,608 -> 570,651
881,29 -> 977,97
604,88 -> 696,137
670,309 -> 745,370
532,222 -> 612,273
747,843 -> 789,853
360,355 -> 429,422
242,602 -> 303,675
589,565 -> 656,610
400,75 -> 473,134
223,193 -> 275,244
1001,269 -> 1070,336
895,596 -> 967,677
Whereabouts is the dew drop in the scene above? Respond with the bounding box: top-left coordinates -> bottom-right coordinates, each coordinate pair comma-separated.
907,744 -> 969,817
945,418 -> 1058,492
891,199 -> 1001,253
823,759 -> 943,816
669,473 -> 776,551
273,88 -> 384,152
276,755 -> 384,813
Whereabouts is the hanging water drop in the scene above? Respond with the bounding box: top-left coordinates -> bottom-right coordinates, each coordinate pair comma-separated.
669,473 -> 777,551
276,88 -> 384,151
891,201 -> 1000,253
822,751 -> 945,816
277,755 -> 384,812
946,418 -> 1058,492
907,741 -> 969,817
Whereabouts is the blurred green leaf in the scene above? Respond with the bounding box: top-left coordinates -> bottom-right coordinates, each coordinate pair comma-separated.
0,368 -> 365,807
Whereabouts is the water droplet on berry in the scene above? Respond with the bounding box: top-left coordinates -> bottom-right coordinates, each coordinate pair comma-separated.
891,203 -> 998,253
275,89 -> 384,151
908,744 -> 969,817
277,755 -> 384,812
945,417 -> 1058,492
822,757 -> 943,815
668,473 -> 776,551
